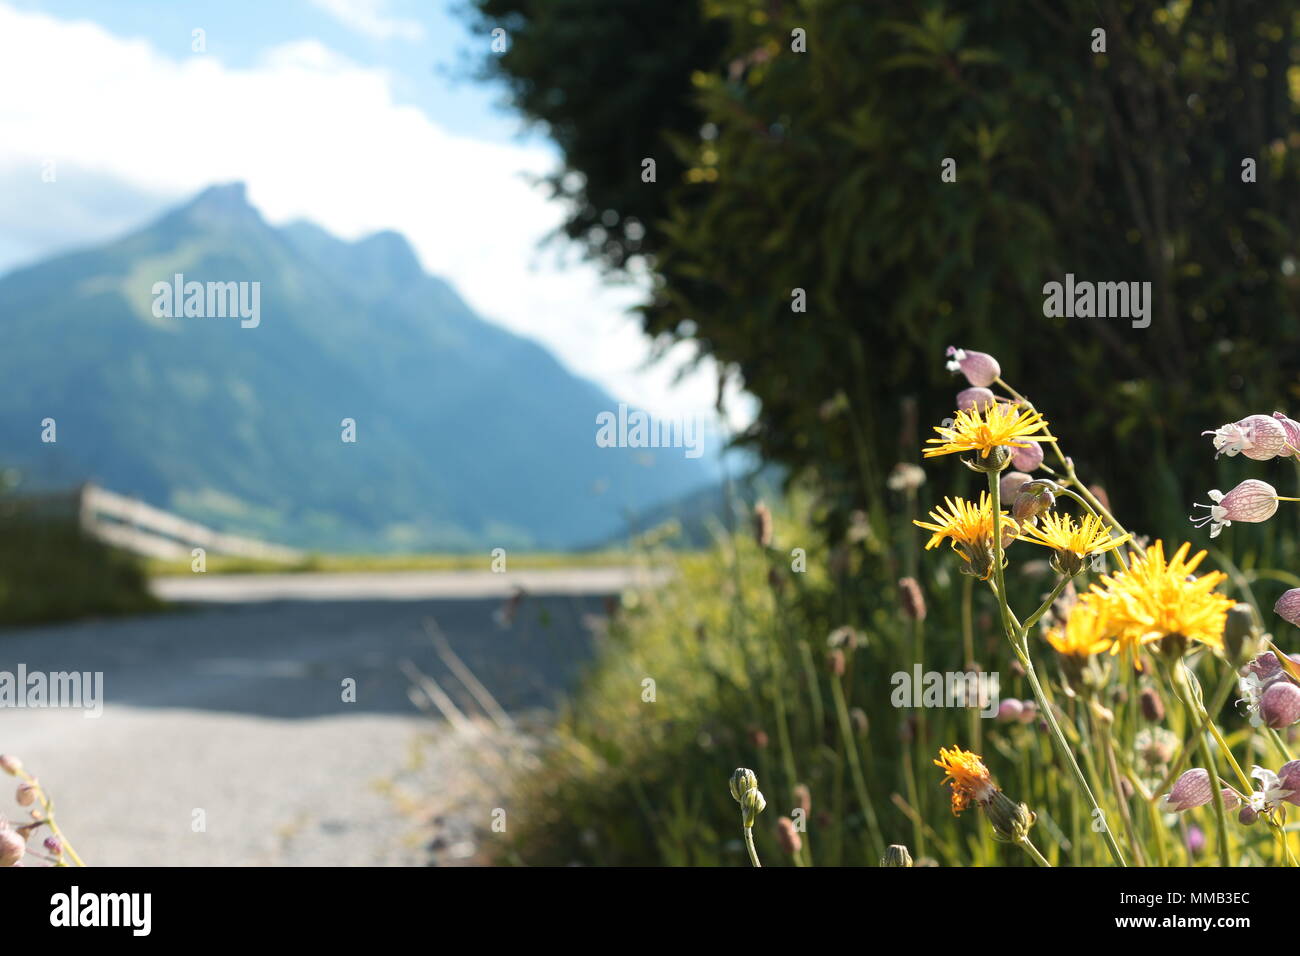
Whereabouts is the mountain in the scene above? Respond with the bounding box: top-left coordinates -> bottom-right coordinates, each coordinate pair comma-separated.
0,184 -> 720,551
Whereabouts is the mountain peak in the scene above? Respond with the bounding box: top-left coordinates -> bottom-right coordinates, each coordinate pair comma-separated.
354,230 -> 423,282
175,182 -> 264,231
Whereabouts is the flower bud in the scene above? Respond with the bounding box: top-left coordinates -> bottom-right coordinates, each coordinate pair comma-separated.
1011,440 -> 1044,473
850,707 -> 869,737
1275,589 -> 1300,627
1272,412 -> 1300,456
43,836 -> 62,856
898,577 -> 926,621
1018,699 -> 1038,725
985,790 -> 1036,843
827,648 -> 846,677
1012,480 -> 1056,525
881,844 -> 914,867
0,827 -> 24,867
1238,804 -> 1259,825
999,470 -> 1032,504
1277,760 -> 1300,805
1160,769 -> 1241,812
1139,687 -> 1165,723
996,698 -> 1023,723
739,787 -> 766,827
0,755 -> 21,776
1222,603 -> 1260,662
729,768 -> 758,804
1260,680 -> 1300,729
945,347 -> 1001,387
752,501 -> 773,549
957,387 -> 996,413
775,816 -> 801,856
15,782 -> 36,807
793,783 -> 811,818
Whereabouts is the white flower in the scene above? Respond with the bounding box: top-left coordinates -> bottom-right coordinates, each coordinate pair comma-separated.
1247,766 -> 1292,813
1238,672 -> 1267,728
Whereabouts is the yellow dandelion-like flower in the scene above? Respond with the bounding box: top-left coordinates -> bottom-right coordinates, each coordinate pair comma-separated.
913,492 -> 1018,580
1019,511 -> 1133,574
1045,601 -> 1114,658
1088,540 -> 1236,661
923,402 -> 1057,460
934,746 -> 998,816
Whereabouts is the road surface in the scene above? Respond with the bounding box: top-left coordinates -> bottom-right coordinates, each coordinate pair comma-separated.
0,568 -> 651,866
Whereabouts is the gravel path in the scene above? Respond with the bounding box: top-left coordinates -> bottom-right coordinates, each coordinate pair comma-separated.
0,569 -> 643,866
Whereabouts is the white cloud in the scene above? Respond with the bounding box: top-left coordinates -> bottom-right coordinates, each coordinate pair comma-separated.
307,0 -> 424,42
0,4 -> 755,427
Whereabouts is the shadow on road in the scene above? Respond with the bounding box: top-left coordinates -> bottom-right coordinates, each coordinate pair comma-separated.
0,591 -> 612,719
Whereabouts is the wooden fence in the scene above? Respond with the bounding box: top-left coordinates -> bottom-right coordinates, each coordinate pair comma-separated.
8,483 -> 303,562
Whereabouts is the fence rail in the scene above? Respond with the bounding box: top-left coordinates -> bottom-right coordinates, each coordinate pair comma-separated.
8,483 -> 303,563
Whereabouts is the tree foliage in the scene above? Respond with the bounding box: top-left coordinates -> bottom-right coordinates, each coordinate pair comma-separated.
474,0 -> 1300,538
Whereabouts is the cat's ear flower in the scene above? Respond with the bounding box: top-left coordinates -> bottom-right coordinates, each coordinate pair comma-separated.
1191,479 -> 1281,538
945,347 -> 1001,387
957,387 -> 997,413
1203,414 -> 1287,460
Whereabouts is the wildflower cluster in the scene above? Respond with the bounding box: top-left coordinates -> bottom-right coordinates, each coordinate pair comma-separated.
0,754 -> 84,867
909,347 -> 1300,867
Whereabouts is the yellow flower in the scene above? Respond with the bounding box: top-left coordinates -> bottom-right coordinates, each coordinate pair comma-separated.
923,402 -> 1057,460
1046,601 -> 1113,658
1088,541 -> 1236,660
934,746 -> 998,815
1019,511 -> 1133,574
913,492 -> 1018,580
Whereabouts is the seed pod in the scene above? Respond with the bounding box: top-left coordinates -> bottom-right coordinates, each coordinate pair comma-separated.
1139,687 -> 1165,723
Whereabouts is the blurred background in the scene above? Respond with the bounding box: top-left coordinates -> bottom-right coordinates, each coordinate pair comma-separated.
3,0 -> 1300,867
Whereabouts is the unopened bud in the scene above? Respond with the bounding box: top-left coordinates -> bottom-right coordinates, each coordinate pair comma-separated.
793,784 -> 812,817
0,828 -> 24,867
881,844 -> 914,867
827,648 -> 846,677
898,577 -> 926,621
1238,805 -> 1259,826
1012,480 -> 1057,524
996,698 -> 1023,723
1261,680 -> 1300,729
1139,687 -> 1165,723
999,470 -> 1032,504
775,816 -> 801,855
729,768 -> 758,804
739,787 -> 766,827
985,791 -> 1036,843
753,501 -> 773,549
15,782 -> 36,807
0,756 -> 21,776
1223,603 -> 1260,662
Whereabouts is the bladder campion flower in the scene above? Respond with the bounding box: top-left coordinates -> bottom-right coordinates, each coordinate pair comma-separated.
957,386 -> 997,413
913,492 -> 1018,581
1203,414 -> 1287,461
1019,511 -> 1132,576
1190,479 -> 1292,538
923,402 -> 1056,464
1087,541 -> 1235,662
945,347 -> 1001,387
1272,412 -> 1300,456
1159,768 -> 1241,813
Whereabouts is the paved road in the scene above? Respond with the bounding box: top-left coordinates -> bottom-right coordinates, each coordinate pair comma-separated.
0,569 -> 648,866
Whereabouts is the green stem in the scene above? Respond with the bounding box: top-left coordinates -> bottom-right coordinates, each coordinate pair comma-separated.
743,824 -> 761,868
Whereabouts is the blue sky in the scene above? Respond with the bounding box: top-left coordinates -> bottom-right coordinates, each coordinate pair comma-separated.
0,0 -> 754,426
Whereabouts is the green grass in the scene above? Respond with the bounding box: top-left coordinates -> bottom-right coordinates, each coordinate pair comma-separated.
143,549 -> 646,577
0,518 -> 163,628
